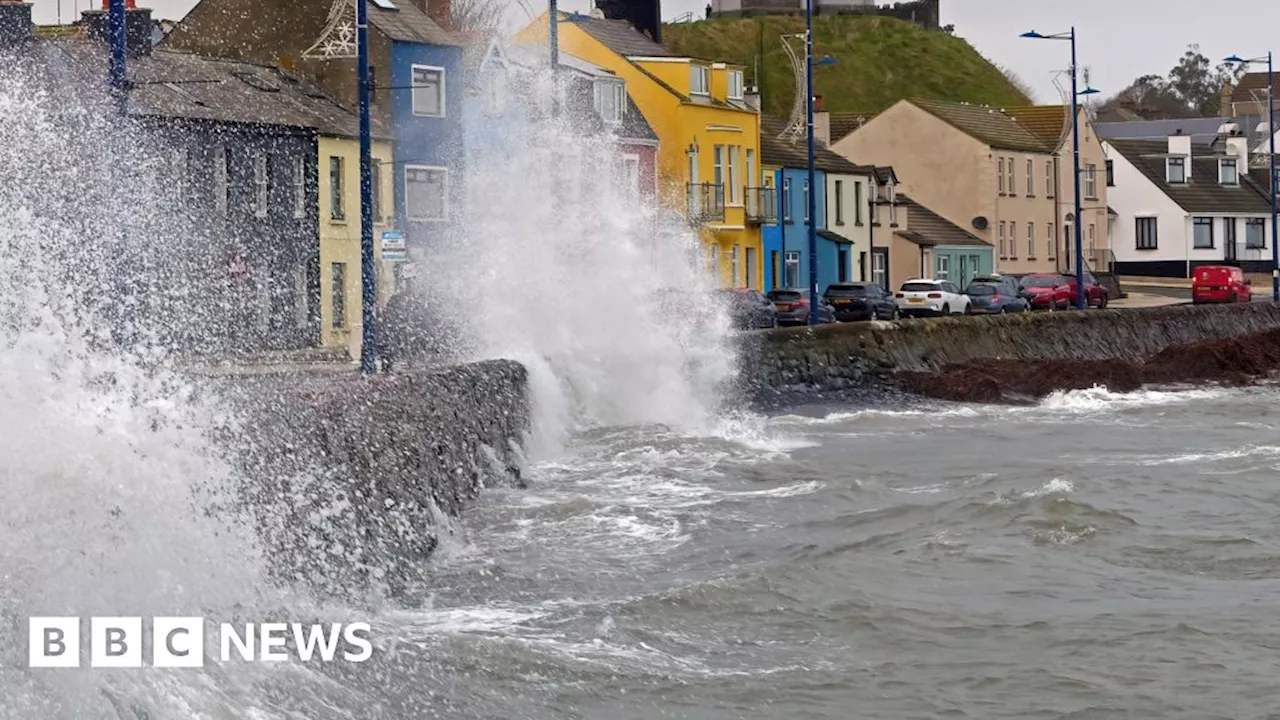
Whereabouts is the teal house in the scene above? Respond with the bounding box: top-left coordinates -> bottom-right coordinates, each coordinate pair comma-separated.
889,196 -> 994,289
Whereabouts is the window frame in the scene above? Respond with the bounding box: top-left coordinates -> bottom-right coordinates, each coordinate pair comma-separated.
1027,221 -> 1035,258
1246,217 -> 1267,249
998,220 -> 1007,258
1026,158 -> 1034,196
330,262 -> 346,330
997,157 -> 1005,194
293,155 -> 306,219
253,152 -> 269,219
410,64 -> 447,118
1193,216 -> 1214,249
1084,164 -> 1097,199
1167,156 -> 1187,184
727,70 -> 744,100
690,65 -> 710,96
1220,158 -> 1239,186
328,155 -> 346,221
834,179 -> 844,225
1135,216 -> 1157,250
404,164 -> 449,222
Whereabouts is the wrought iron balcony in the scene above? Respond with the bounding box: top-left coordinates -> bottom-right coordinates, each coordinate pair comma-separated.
745,186 -> 778,224
687,182 -> 725,223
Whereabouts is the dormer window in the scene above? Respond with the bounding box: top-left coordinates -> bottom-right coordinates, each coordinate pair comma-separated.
690,65 -> 710,96
727,70 -> 744,100
1220,158 -> 1239,186
594,80 -> 624,124
1167,156 -> 1187,184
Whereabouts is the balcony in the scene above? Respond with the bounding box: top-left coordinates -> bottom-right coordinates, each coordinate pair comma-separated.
745,186 -> 778,224
687,182 -> 725,224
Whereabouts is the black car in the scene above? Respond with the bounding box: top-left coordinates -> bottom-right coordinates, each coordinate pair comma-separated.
965,275 -> 1030,314
767,288 -> 837,326
824,282 -> 899,321
713,288 -> 778,329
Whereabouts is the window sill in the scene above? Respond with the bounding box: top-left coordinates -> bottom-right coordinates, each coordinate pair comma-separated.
330,217 -> 349,225
1027,257 -> 1037,261
1135,247 -> 1158,252
411,111 -> 447,119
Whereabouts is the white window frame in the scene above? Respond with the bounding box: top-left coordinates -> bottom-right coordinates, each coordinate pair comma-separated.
411,64 -> 447,118
872,251 -> 886,288
1084,164 -> 1097,199
782,177 -> 791,220
1048,222 -> 1056,257
727,145 -> 740,204
713,144 -> 725,193
253,152 -> 269,219
171,147 -> 188,200
935,254 -> 950,280
784,250 -> 800,288
1168,156 -> 1187,184
727,70 -> 744,100
998,220 -> 1006,257
293,156 -> 306,219
1026,158 -> 1034,196
594,79 -> 624,124
1008,220 -> 1017,258
404,164 -> 449,222
1220,158 -> 1239,186
997,157 -> 1005,193
690,65 -> 710,96
731,245 -> 740,285
1046,161 -> 1055,198
329,155 -> 345,221
1027,221 -> 1035,258
621,153 -> 640,201
803,178 -> 810,222
1006,156 -> 1015,195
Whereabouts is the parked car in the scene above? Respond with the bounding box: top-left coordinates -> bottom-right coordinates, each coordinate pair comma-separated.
713,288 -> 778,329
894,279 -> 971,317
767,288 -> 837,326
1059,272 -> 1111,308
1018,273 -> 1072,311
824,282 -> 899,321
1192,265 -> 1252,304
965,274 -> 1030,314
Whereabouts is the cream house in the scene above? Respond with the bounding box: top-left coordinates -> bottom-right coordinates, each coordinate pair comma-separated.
833,98 -> 1111,277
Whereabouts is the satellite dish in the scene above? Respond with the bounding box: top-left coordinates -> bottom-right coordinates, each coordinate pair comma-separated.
1064,212 -> 1076,222
972,216 -> 989,230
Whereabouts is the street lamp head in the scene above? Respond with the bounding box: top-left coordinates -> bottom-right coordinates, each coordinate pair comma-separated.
1020,30 -> 1046,39
815,54 -> 838,66
1223,54 -> 1246,64
1079,86 -> 1100,97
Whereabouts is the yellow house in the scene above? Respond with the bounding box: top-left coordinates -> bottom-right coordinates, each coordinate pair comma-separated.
514,12 -> 765,288
317,135 -> 396,359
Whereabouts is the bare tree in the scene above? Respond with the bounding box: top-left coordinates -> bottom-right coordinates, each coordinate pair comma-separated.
999,65 -> 1037,104
451,0 -> 507,37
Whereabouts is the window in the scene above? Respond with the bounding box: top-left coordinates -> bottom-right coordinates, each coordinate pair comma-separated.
1193,216 -> 1213,249
1247,218 -> 1267,248
727,145 -> 739,204
997,157 -> 1005,194
620,154 -> 640,201
371,158 -> 383,222
1048,222 -> 1056,257
1135,217 -> 1157,250
1006,157 -> 1015,195
707,244 -> 720,276
887,183 -> 897,224
998,221 -> 1006,257
411,65 -> 445,117
872,251 -> 886,289
1168,156 -> 1186,184
803,178 -> 809,222
1084,164 -> 1097,199
1220,158 -> 1239,186
1088,223 -> 1096,258
854,182 -> 863,224
834,179 -> 844,224
746,148 -> 756,188
171,147 -> 188,199
406,166 -> 448,221
690,65 -> 710,95
328,155 -> 345,221
727,70 -> 744,100
784,250 -> 800,288
1027,221 -> 1035,258
1026,159 -> 1034,196
782,177 -> 791,220
213,145 -> 227,218
731,245 -> 740,285
1106,159 -> 1115,186
594,80 -> 624,124
1009,221 -> 1017,258
330,262 -> 346,330
293,156 -> 306,219
1046,161 -> 1055,198
253,153 -> 269,218
935,254 -> 950,280
746,247 -> 757,288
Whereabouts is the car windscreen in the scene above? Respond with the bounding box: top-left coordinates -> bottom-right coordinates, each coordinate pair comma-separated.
900,282 -> 939,292
826,284 -> 870,296
965,284 -> 998,295
1020,276 -> 1056,288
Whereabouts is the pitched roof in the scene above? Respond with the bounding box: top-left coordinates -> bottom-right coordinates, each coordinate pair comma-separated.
561,12 -> 672,57
760,115 -> 874,175
827,111 -> 874,143
1096,117 -> 1230,145
368,1 -> 461,47
1107,138 -> 1272,214
897,196 -> 990,247
910,98 -> 1051,153
1231,72 -> 1280,105
35,40 -> 388,140
1004,105 -> 1070,146
817,229 -> 853,244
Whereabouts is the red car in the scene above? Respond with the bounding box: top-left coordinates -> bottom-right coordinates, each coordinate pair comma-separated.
1192,265 -> 1252,304
1062,272 -> 1110,308
1018,273 -> 1071,311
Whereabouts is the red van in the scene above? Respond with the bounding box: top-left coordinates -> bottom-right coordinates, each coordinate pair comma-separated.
1192,265 -> 1252,304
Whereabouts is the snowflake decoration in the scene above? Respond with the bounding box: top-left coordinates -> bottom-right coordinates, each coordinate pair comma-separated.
303,0 -> 359,59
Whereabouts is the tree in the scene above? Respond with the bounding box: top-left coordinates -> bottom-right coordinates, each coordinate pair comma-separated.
1098,44 -> 1246,120
451,0 -> 507,37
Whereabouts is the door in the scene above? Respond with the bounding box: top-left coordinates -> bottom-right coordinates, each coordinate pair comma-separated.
958,254 -> 969,287
745,247 -> 758,289
872,248 -> 889,290
770,250 -> 779,291
837,246 -> 849,282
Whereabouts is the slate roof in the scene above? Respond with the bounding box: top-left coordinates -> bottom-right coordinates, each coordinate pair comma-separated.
32,40 -> 388,140
368,1 -> 461,47
1096,117 -> 1230,145
1107,138 -> 1272,214
1232,72 -> 1280,105
561,12 -> 672,57
1004,105 -> 1070,146
897,196 -> 991,247
827,111 -> 874,143
760,115 -> 875,174
817,229 -> 853,244
910,98 -> 1052,153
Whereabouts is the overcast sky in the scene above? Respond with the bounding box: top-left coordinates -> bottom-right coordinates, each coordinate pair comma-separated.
39,0 -> 1278,103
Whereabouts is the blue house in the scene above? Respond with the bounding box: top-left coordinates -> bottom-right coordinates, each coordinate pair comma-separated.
760,116 -> 878,293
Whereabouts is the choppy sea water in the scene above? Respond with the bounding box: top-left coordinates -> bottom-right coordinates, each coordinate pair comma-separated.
348,384 -> 1280,720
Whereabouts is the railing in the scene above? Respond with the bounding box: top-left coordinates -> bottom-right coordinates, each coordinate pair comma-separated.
687,183 -> 726,224
745,186 -> 777,224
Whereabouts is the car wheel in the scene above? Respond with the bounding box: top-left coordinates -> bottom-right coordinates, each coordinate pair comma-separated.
941,303 -> 950,315
1000,306 -> 1008,315
891,306 -> 900,320
1098,295 -> 1108,309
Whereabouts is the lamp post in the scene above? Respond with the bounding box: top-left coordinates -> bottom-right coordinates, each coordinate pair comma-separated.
357,0 -> 377,374
802,0 -> 837,324
1022,28 -> 1098,311
1226,52 -> 1278,303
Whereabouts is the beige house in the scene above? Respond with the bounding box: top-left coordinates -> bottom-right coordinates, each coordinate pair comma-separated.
832,98 -> 1111,277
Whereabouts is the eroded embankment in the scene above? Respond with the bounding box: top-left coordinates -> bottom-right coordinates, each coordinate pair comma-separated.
738,303 -> 1280,403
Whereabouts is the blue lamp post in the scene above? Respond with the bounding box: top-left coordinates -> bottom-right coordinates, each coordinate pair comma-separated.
1022,28 -> 1098,311
356,0 -> 377,373
802,0 -> 837,324
1225,52 -> 1277,303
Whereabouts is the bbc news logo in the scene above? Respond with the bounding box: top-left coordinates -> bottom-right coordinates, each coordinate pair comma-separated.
28,617 -> 372,668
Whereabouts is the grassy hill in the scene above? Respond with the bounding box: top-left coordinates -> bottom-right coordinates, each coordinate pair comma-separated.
662,15 -> 1030,120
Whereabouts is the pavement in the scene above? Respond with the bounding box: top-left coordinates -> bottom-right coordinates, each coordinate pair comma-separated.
1106,291 -> 1188,309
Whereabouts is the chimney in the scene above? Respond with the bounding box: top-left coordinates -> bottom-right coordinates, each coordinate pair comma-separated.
743,84 -> 760,112
82,0 -> 154,57
0,0 -> 32,46
1221,78 -> 1234,116
414,0 -> 451,30
595,0 -> 662,45
814,110 -> 830,147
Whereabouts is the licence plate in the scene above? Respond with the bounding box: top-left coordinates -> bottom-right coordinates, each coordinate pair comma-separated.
775,304 -> 792,311
908,298 -> 924,304
833,299 -> 852,305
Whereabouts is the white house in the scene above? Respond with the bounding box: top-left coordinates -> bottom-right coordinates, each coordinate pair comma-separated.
1105,128 -> 1275,278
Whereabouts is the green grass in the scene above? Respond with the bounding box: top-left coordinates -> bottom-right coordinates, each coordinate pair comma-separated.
662,15 -> 1030,119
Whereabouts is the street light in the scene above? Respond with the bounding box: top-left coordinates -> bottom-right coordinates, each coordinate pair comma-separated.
357,0 -> 377,374
1225,52 -> 1277,303
803,0 -> 836,325
1022,28 -> 1098,311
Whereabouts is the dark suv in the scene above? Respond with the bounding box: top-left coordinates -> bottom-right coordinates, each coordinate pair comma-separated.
965,274 -> 1030,314
824,282 -> 898,321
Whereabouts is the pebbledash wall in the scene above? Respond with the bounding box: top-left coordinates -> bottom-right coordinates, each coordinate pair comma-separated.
739,303 -> 1280,398
199,359 -> 528,597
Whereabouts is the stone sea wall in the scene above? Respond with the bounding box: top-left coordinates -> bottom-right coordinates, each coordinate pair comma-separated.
739,303 -> 1280,399
197,359 -> 529,597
